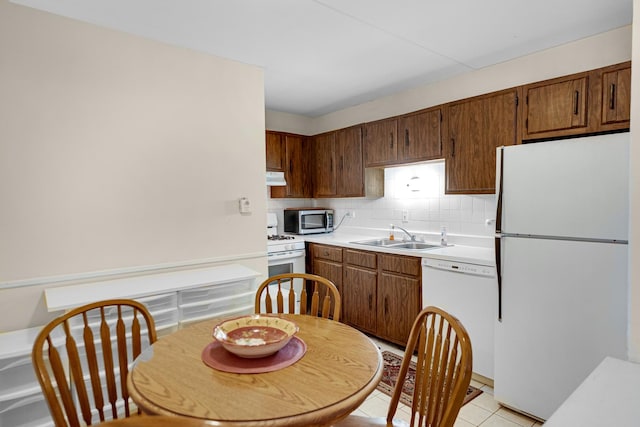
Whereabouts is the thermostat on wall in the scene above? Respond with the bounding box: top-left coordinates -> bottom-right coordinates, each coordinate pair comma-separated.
239,197 -> 251,214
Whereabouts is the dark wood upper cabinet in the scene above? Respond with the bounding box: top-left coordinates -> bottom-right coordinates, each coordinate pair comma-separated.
336,126 -> 365,197
313,126 -> 367,198
523,73 -> 588,139
363,118 -> 398,166
599,62 -> 631,128
270,133 -> 312,198
270,62 -> 630,197
398,108 -> 443,162
364,107 -> 442,167
265,131 -> 285,171
313,131 -> 337,197
521,61 -> 630,141
446,88 -> 519,194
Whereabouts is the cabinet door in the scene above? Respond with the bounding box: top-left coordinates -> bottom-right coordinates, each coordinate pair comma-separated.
398,108 -> 442,162
336,126 -> 365,197
265,131 -> 284,171
601,66 -> 631,125
378,272 -> 420,344
270,134 -> 311,198
313,132 -> 337,197
446,89 -> 518,194
524,75 -> 588,138
343,266 -> 377,334
446,97 -> 483,193
312,259 -> 343,319
284,134 -> 310,197
363,119 -> 398,166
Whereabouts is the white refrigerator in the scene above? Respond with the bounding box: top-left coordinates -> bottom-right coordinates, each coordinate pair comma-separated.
494,132 -> 629,421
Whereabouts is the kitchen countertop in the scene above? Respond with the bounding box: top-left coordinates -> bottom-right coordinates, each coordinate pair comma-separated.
303,231 -> 495,267
543,357 -> 640,427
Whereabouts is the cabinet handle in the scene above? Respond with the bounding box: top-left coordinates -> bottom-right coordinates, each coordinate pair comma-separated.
451,138 -> 455,158
609,83 -> 616,110
368,294 -> 372,310
330,157 -> 333,172
405,129 -> 409,147
573,90 -> 579,115
384,297 -> 388,315
390,132 -> 394,149
340,156 -> 344,171
289,160 -> 293,173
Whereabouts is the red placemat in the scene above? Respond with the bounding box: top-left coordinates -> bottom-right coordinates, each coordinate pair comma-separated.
201,336 -> 307,374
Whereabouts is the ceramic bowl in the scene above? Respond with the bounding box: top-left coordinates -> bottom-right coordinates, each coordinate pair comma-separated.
212,315 -> 299,358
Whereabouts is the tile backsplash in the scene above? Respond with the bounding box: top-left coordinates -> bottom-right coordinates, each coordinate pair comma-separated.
268,161 -> 497,240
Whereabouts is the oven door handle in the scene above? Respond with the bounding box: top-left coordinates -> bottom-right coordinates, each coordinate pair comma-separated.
268,251 -> 305,261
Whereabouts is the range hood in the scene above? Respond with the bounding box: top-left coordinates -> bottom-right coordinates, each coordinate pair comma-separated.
266,171 -> 287,186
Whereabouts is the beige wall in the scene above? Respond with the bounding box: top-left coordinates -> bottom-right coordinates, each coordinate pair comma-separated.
630,0 -> 640,362
0,2 -> 268,330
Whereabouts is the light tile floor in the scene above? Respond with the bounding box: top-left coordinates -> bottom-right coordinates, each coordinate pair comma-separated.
354,338 -> 544,427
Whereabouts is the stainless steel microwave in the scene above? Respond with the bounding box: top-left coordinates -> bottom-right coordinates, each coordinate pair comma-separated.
284,208 -> 334,235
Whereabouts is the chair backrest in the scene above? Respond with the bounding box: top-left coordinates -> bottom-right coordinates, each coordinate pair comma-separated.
386,306 -> 473,427
32,299 -> 157,427
254,273 -> 341,321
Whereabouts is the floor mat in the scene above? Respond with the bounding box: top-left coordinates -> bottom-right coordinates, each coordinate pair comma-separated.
377,350 -> 483,407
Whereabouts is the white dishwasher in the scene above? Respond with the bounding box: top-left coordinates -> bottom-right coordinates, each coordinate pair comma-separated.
422,257 -> 496,380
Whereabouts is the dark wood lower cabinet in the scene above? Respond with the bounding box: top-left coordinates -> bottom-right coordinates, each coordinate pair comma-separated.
308,243 -> 422,346
343,265 -> 378,334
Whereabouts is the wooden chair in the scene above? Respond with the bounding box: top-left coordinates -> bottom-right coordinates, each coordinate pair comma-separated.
335,306 -> 473,427
32,299 -> 157,427
254,273 -> 341,321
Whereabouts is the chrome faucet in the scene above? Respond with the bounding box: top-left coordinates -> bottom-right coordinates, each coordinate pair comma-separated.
391,224 -> 418,242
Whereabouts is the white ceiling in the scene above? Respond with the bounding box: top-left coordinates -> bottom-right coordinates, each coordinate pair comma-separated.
12,0 -> 633,117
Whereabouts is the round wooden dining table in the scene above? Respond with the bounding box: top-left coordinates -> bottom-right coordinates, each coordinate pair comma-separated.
127,314 -> 383,427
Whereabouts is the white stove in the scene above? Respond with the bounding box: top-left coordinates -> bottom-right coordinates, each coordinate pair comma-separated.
266,214 -> 306,307
267,213 -> 305,255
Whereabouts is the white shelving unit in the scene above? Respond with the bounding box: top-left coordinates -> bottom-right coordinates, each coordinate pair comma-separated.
2,263 -> 261,427
0,327 -> 63,427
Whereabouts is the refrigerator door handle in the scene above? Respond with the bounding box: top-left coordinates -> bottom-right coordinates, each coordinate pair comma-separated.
495,146 -> 504,322
495,236 -> 502,322
495,146 -> 504,234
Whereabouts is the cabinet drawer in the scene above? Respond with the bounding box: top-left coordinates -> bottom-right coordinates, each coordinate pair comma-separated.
344,249 -> 377,269
0,327 -> 64,400
0,392 -> 53,427
178,280 -> 255,305
379,254 -> 421,276
137,292 -> 178,314
313,245 -> 343,262
0,354 -> 40,400
68,295 -> 175,329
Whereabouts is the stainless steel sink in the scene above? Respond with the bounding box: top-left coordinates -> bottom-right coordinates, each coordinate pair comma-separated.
350,239 -> 443,251
350,238 -> 399,247
391,242 -> 441,250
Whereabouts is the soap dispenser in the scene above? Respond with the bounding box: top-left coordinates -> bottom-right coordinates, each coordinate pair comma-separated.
440,226 -> 448,246
389,225 -> 395,241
